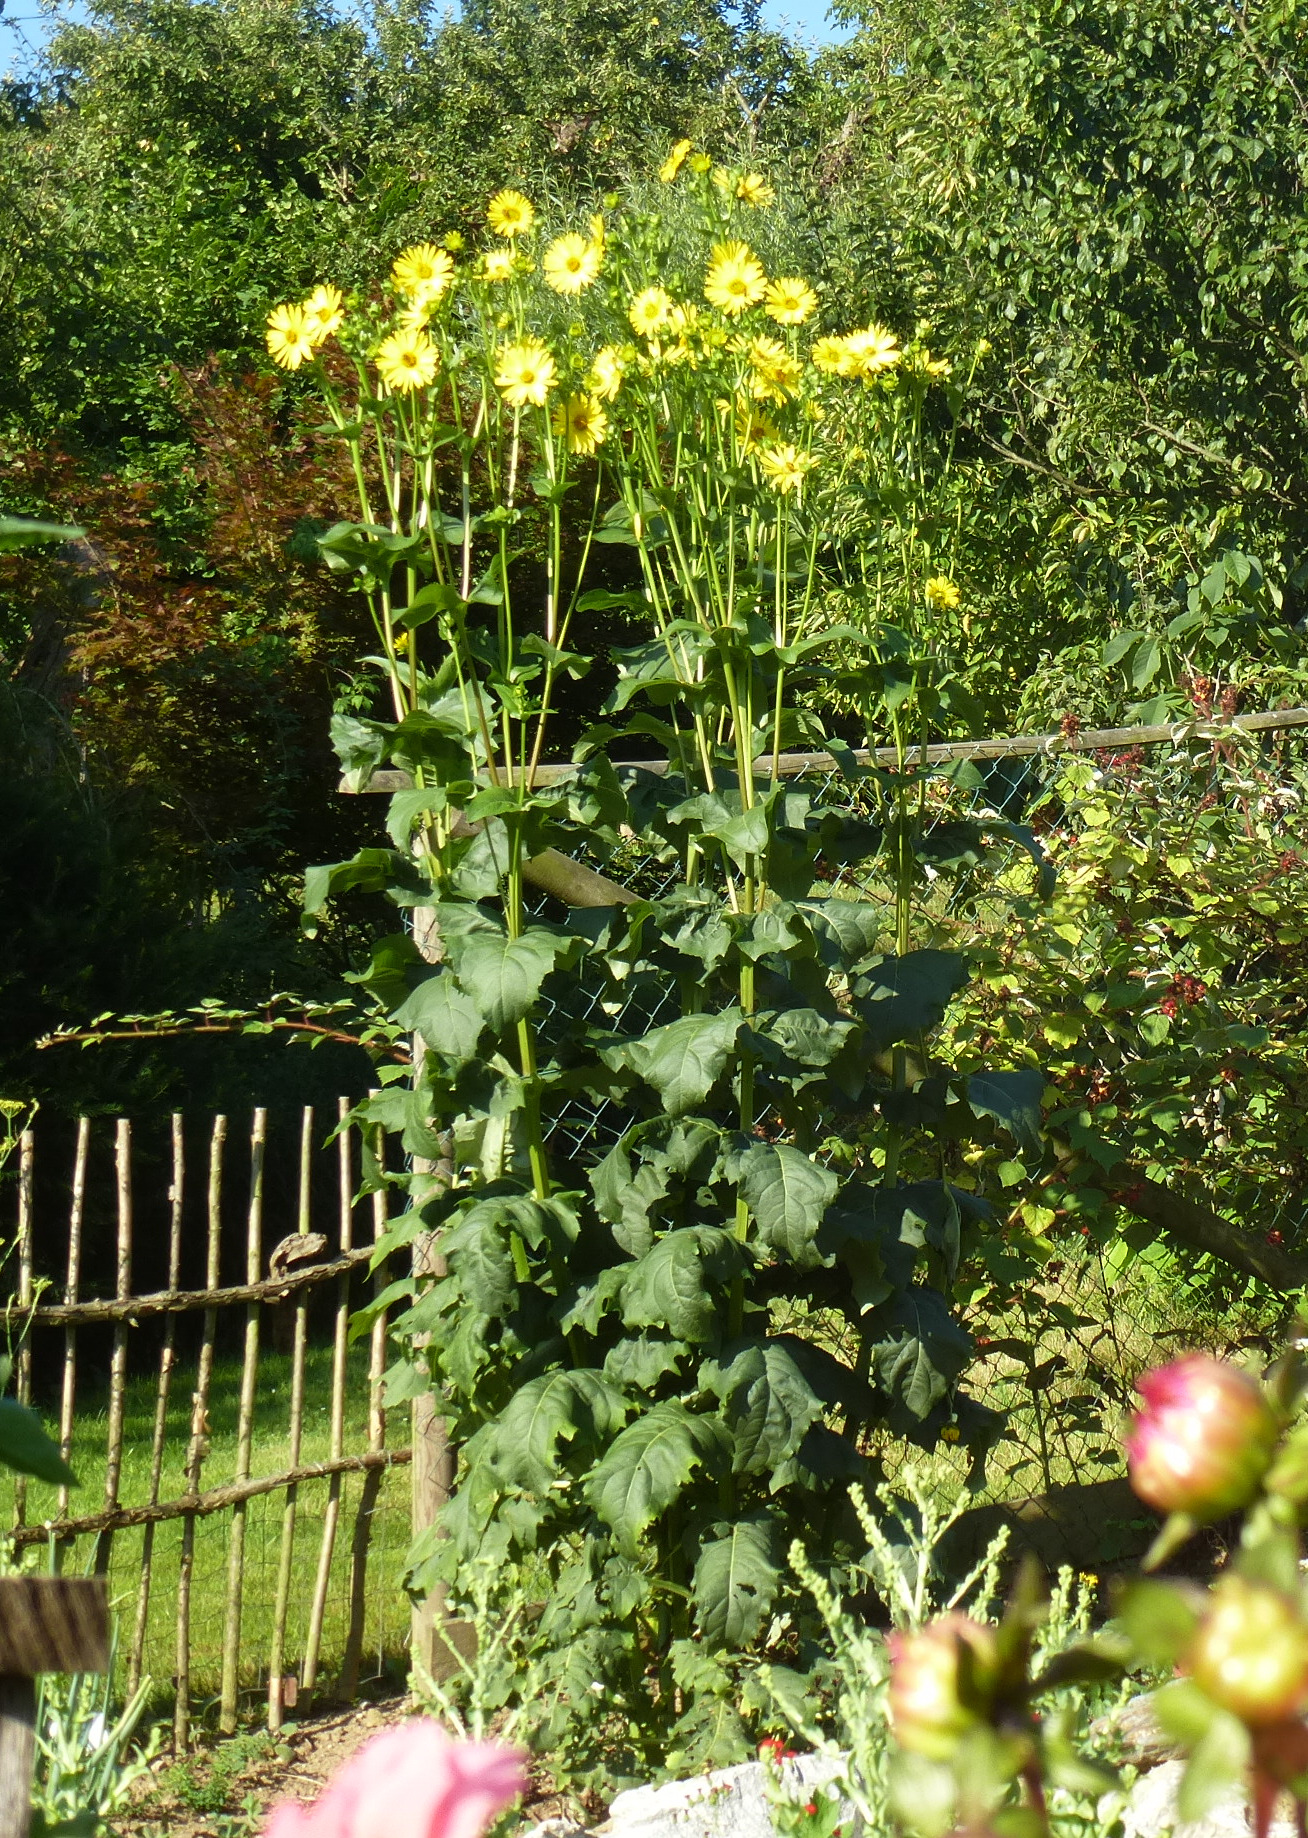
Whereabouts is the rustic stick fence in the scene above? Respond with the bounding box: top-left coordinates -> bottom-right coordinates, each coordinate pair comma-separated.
2,1104 -> 409,1744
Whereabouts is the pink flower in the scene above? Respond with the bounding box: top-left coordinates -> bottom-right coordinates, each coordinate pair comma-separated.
887,1615 -> 996,1760
1125,1353 -> 1279,1521
264,1722 -> 526,1838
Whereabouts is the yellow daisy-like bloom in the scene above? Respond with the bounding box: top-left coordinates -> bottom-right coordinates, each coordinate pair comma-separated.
659,138 -> 692,182
747,335 -> 803,403
905,346 -> 953,380
443,230 -> 466,253
924,576 -> 962,610
704,241 -> 767,317
391,243 -> 454,301
757,442 -> 816,495
765,276 -> 817,326
543,233 -> 602,295
375,328 -> 440,393
629,286 -> 675,337
736,171 -> 774,206
732,399 -> 780,453
495,338 -> 557,407
551,392 -> 609,457
480,247 -> 517,282
487,189 -> 535,238
811,334 -> 852,375
588,344 -> 627,401
266,302 -> 315,370
301,284 -> 345,346
842,323 -> 902,379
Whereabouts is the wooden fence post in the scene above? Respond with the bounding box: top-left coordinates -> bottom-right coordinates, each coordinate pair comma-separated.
219,1109 -> 265,1734
0,1577 -> 108,1838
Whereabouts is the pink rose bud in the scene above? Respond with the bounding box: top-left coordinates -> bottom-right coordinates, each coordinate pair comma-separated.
887,1614 -> 996,1760
1125,1353 -> 1279,1521
263,1721 -> 526,1838
1186,1577 -> 1308,1727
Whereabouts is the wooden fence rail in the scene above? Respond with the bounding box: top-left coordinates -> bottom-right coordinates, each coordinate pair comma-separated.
4,1103 -> 407,1745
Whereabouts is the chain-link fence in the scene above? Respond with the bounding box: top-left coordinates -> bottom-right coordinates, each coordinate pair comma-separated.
528,710 -> 1308,1567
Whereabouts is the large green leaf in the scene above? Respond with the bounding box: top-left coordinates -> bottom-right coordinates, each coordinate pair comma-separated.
855,950 -> 970,1048
615,1010 -> 743,1115
489,1369 -> 629,1494
738,1142 -> 837,1265
963,1068 -> 1045,1155
586,1400 -> 728,1554
452,929 -> 560,1032
603,1335 -> 692,1390
619,1227 -> 741,1343
440,1204 -> 519,1315
864,1287 -> 972,1422
0,1399 -> 75,1487
700,1338 -> 826,1474
692,1514 -> 781,1645
393,974 -> 485,1064
0,517 -> 83,554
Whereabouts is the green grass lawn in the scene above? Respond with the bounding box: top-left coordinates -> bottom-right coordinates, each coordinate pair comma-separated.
3,1345 -> 412,1727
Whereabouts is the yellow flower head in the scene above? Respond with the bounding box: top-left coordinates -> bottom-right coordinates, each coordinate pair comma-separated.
905,346 -> 953,380
736,171 -> 774,207
811,334 -> 852,375
765,276 -> 817,326
704,241 -> 767,317
924,576 -> 962,610
757,442 -> 816,496
688,151 -> 712,174
842,323 -> 902,379
375,328 -> 440,393
747,334 -> 803,403
629,286 -> 675,337
487,189 -> 536,238
266,302 -> 315,370
495,338 -> 557,407
588,344 -> 627,401
391,243 -> 455,301
732,399 -> 779,453
551,392 -> 609,457
480,247 -> 517,282
443,230 -> 466,253
301,284 -> 345,346
543,232 -> 602,295
659,138 -> 692,182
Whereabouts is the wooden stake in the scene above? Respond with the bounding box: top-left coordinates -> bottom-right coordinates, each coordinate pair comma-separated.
0,1576 -> 109,1838
129,1114 -> 184,1694
93,1122 -> 132,1575
220,1109 -> 265,1734
175,1114 -> 225,1750
56,1120 -> 90,1529
267,1108 -> 313,1732
12,1132 -> 33,1531
301,1101 -> 352,1706
339,1119 -> 390,1701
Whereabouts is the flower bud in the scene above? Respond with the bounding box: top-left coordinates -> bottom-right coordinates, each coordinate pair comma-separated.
887,1615 -> 996,1760
1125,1354 -> 1279,1521
1186,1577 -> 1308,1726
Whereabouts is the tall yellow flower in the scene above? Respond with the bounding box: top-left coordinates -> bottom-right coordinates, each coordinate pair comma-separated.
495,339 -> 557,407
551,393 -> 609,456
842,323 -> 902,379
925,576 -> 962,610
266,302 -> 315,370
487,189 -> 536,238
704,241 -> 767,317
628,287 -> 675,337
747,335 -> 803,402
375,328 -> 439,392
301,285 -> 345,346
757,442 -> 816,495
659,137 -> 692,182
391,243 -> 454,300
543,233 -> 602,295
811,334 -> 852,375
736,172 -> 774,206
732,399 -> 779,453
480,247 -> 517,282
688,152 -> 712,174
588,345 -> 627,401
765,276 -> 817,326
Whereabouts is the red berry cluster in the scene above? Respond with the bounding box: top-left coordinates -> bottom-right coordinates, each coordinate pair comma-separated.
1159,974 -> 1207,1019
1059,711 -> 1082,739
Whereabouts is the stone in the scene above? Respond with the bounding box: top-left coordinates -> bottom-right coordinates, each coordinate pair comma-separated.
1121,1759 -> 1296,1838
522,1753 -> 853,1838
